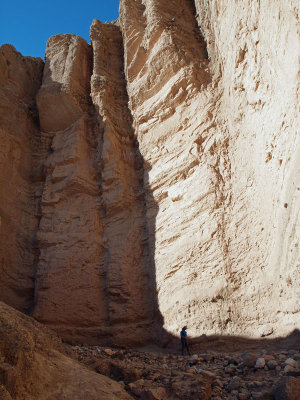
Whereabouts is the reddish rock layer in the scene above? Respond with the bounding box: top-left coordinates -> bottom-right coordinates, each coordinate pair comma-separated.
0,45 -> 43,312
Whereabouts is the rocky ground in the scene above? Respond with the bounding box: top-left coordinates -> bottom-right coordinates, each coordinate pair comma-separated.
1,301 -> 299,399
72,344 -> 300,399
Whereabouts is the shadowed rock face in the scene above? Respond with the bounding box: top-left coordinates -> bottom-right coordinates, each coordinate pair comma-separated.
0,44 -> 43,313
0,0 -> 299,345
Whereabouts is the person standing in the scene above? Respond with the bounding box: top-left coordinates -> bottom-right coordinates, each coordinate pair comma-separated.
180,326 -> 190,355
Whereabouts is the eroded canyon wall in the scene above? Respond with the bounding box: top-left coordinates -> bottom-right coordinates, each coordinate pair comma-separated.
0,45 -> 43,312
118,0 -> 300,338
33,29 -> 154,345
193,0 -> 300,337
0,0 -> 299,344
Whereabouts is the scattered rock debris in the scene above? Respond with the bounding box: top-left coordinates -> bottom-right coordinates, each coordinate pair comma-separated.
72,345 -> 300,399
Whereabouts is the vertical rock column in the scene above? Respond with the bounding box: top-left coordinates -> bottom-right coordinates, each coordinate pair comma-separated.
34,35 -> 108,343
90,20 -> 154,344
0,45 -> 43,312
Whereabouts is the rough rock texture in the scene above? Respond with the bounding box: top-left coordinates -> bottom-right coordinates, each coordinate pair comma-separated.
272,377 -> 300,400
0,45 -> 43,312
33,30 -> 154,345
192,0 -> 300,338
119,0 -> 300,338
0,301 -> 132,399
33,34 -> 108,342
0,0 -> 299,345
73,341 -> 300,400
90,20 -> 155,342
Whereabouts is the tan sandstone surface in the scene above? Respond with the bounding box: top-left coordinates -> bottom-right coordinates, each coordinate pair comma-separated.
0,0 -> 299,348
119,0 -> 300,339
0,301 -> 132,399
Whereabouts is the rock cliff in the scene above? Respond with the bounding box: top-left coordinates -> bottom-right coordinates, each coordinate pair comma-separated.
0,0 -> 299,345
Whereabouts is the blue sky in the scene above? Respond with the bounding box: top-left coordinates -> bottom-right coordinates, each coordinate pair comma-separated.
0,0 -> 119,59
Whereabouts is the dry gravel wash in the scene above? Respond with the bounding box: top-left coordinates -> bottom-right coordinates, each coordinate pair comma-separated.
72,344 -> 300,400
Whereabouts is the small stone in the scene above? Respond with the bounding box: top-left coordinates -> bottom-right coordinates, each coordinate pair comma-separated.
228,376 -> 242,391
186,367 -> 196,374
204,354 -> 214,362
199,369 -> 216,379
284,358 -> 297,368
188,354 -> 199,364
284,365 -> 296,374
251,392 -> 265,400
254,381 -> 264,387
141,387 -> 167,400
183,372 -> 195,377
104,348 -> 115,356
239,388 -> 250,399
264,355 -> 275,361
212,379 -> 223,388
255,358 -> 266,369
267,360 -> 278,370
241,353 -> 257,367
234,357 -> 243,364
225,363 -> 236,374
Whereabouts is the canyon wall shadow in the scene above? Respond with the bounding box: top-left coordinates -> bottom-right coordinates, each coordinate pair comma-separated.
140,155 -> 300,354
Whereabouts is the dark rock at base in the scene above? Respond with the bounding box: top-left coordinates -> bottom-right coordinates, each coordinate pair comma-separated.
0,385 -> 13,400
251,391 -> 273,400
272,376 -> 300,400
286,370 -> 300,377
241,353 -> 257,368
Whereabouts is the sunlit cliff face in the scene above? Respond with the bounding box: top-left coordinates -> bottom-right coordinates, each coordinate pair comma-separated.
0,0 -> 299,345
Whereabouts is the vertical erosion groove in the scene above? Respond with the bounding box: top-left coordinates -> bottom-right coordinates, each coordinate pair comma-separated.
34,35 -> 108,344
90,20 -> 156,345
